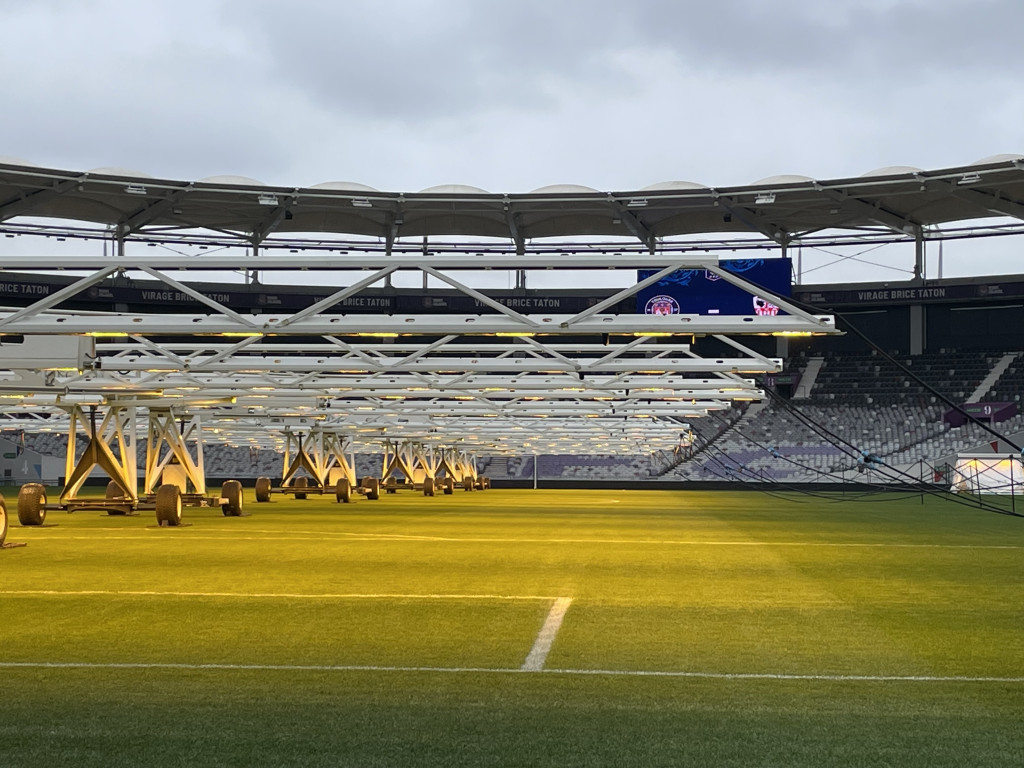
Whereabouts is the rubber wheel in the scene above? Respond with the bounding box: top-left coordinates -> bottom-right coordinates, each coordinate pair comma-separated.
463,479 -> 474,492
0,493 -> 7,546
254,476 -> 272,503
105,479 -> 129,515
155,484 -> 182,527
336,477 -> 352,503
17,483 -> 47,526
293,476 -> 309,500
481,476 -> 491,490
221,479 -> 243,516
474,479 -> 484,490
443,477 -> 454,495
385,477 -> 398,494
364,477 -> 380,501
423,477 -> 435,497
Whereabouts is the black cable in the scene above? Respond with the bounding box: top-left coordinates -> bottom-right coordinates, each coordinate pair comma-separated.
774,287 -> 1024,451
690,432 -> 827,502
700,409 -> 899,501
706,427 -> 919,504
706,265 -> 1022,451
760,388 -> 861,458
661,267 -> 1024,515
697,269 -> 1024,512
696,367 -> 1022,514
758,375 -> 1024,517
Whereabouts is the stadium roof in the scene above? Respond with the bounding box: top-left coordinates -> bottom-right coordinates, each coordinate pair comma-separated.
2,155 -> 1024,250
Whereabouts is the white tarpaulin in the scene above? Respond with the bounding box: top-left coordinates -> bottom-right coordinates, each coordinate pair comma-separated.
951,454 -> 1024,495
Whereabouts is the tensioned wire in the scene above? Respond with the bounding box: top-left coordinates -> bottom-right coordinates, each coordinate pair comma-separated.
678,275 -> 1024,517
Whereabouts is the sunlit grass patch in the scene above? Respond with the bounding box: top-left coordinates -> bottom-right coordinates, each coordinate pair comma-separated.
1,487 -> 1022,767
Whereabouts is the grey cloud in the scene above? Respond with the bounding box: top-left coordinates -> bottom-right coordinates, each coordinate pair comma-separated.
598,0 -> 1024,78
0,1 -> 294,178
0,0 -> 1020,192
221,1 -> 649,121
220,0 -> 1024,127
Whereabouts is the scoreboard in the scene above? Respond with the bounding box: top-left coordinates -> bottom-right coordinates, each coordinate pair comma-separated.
637,258 -> 792,316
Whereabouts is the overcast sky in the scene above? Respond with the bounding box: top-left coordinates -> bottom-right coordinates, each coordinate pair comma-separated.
1,0 -> 1022,281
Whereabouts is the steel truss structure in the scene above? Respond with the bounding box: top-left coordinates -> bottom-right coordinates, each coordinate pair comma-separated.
278,429 -> 354,489
60,404 -> 210,503
15,155 -> 1022,475
0,244 -> 828,463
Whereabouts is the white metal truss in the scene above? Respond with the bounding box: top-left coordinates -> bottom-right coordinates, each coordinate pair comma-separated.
61,404 -> 138,504
143,409 -> 208,495
438,446 -> 477,483
86,353 -> 778,376
0,244 -> 833,341
381,439 -> 431,484
0,289 -> 780,444
6,402 -> 697,467
56,405 -> 213,503
0,312 -> 832,336
278,429 -> 355,487
0,205 -> 844,462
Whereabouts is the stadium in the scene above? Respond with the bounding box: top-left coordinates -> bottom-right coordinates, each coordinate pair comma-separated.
1,155 -> 1023,766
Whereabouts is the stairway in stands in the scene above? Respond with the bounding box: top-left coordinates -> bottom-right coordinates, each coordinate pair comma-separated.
968,351 -> 1019,402
793,356 -> 824,399
485,456 -> 509,478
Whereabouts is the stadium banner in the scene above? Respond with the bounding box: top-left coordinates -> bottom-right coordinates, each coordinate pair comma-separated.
765,372 -> 801,390
637,258 -> 791,316
944,402 -> 1017,427
797,280 -> 1024,307
0,273 -> 604,315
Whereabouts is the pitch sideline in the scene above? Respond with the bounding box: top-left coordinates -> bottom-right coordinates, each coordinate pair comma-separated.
0,660 -> 1020,683
0,588 -> 562,601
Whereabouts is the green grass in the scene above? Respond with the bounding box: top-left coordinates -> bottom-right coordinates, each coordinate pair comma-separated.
1,487 -> 1022,766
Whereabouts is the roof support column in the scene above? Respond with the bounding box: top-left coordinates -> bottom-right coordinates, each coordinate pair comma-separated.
779,234 -> 793,284
913,225 -> 925,283
910,304 -> 925,355
248,239 -> 259,285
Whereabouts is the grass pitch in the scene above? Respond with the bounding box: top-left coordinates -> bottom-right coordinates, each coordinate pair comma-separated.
1,486 -> 1022,766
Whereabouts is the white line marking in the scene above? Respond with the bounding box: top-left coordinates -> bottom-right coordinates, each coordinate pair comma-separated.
0,589 -> 559,601
0,661 -> 1019,683
23,531 -> 1021,549
521,597 -> 573,671
543,669 -> 1024,682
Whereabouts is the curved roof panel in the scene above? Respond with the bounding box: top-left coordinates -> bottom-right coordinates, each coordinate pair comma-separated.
89,166 -> 154,178
973,153 -> 1024,165
309,181 -> 380,192
418,184 -> 490,194
0,155 -> 38,167
860,165 -> 924,177
749,174 -> 815,186
641,181 -> 708,191
530,184 -> 601,194
0,156 -> 1021,246
197,174 -> 266,186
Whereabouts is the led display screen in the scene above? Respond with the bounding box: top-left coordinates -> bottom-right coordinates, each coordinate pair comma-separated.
637,258 -> 792,315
